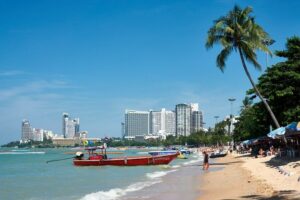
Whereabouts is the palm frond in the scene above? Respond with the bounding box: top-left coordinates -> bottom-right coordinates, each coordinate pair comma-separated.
216,46 -> 233,72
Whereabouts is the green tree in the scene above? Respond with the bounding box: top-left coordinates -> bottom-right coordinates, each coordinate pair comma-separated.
206,5 -> 280,129
249,36 -> 300,126
234,36 -> 300,142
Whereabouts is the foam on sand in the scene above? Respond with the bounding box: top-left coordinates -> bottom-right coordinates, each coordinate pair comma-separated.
146,169 -> 177,179
183,158 -> 201,166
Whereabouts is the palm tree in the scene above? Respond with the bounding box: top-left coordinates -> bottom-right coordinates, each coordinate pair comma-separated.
241,96 -> 252,110
206,5 -> 281,130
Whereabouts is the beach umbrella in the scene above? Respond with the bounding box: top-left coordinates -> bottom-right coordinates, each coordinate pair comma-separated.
286,122 -> 297,131
267,127 -> 286,139
242,140 -> 249,145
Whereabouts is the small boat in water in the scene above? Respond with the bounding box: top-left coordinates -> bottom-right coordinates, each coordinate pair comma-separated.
209,151 -> 227,158
148,150 -> 178,156
148,148 -> 191,156
73,147 -> 179,166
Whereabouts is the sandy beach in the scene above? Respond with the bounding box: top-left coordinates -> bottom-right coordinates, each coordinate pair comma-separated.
199,153 -> 300,200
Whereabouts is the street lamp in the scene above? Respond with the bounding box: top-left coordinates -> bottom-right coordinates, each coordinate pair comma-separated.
262,39 -> 275,67
228,98 -> 236,118
214,116 -> 219,127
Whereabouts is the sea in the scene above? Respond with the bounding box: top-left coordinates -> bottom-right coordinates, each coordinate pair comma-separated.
0,148 -> 204,200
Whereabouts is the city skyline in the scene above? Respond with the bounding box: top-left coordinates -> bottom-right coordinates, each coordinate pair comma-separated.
1,0 -> 300,144
124,103 -> 203,138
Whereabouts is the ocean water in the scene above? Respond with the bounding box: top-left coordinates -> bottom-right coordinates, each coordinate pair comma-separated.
0,148 -> 203,200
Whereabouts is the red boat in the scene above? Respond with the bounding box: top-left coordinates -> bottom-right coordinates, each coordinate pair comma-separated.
73,147 -> 179,166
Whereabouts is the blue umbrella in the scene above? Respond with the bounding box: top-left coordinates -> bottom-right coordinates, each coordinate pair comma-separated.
286,122 -> 297,131
267,127 -> 286,139
242,140 -> 249,145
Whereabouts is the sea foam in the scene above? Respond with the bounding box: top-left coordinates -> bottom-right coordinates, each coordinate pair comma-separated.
146,169 -> 177,179
80,169 -> 177,200
80,180 -> 161,200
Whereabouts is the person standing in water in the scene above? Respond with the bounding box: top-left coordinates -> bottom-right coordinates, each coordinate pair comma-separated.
203,151 -> 209,170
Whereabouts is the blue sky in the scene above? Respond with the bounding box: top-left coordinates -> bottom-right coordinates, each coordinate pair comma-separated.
0,0 -> 299,144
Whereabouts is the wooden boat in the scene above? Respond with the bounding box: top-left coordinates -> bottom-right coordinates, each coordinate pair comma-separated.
73,147 -> 179,166
209,152 -> 227,158
148,149 -> 191,156
148,150 -> 178,156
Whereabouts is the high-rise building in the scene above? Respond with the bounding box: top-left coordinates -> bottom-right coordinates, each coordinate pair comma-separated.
62,113 -> 80,138
74,118 -> 80,137
191,111 -> 203,133
150,111 -> 161,135
165,110 -> 176,136
62,113 -> 69,138
150,108 -> 175,136
124,110 -> 150,138
21,119 -> 33,142
32,128 -> 44,142
121,122 -> 125,137
175,104 -> 191,137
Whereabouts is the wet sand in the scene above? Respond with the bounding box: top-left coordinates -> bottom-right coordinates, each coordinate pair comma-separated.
124,158 -> 204,200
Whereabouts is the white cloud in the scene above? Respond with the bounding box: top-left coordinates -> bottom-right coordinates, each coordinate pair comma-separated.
0,70 -> 24,76
0,80 -> 72,101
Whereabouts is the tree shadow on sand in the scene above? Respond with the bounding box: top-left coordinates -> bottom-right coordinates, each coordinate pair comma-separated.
264,156 -> 300,170
223,190 -> 300,200
234,154 -> 253,159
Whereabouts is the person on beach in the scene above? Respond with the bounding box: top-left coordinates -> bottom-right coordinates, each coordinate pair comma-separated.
203,151 -> 209,170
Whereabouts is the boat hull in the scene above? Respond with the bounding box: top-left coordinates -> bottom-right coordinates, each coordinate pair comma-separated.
73,153 -> 178,166
209,153 -> 227,158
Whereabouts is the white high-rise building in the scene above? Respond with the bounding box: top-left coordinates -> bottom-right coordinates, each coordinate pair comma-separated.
175,104 -> 191,137
164,109 -> 176,136
21,119 -> 33,142
150,108 -> 175,136
124,110 -> 150,138
32,128 -> 44,142
150,111 -> 161,135
62,113 -> 80,138
62,113 -> 69,138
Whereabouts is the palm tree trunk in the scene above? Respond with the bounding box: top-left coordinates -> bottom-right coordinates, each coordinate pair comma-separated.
237,47 -> 280,128
237,47 -> 288,143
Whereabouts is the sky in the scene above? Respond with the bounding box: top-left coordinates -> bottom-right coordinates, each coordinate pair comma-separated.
0,0 -> 299,144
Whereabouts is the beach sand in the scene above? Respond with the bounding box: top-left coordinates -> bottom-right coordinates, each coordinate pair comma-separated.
199,153 -> 300,200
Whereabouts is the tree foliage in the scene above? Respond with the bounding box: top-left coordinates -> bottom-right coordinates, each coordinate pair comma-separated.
234,36 -> 300,141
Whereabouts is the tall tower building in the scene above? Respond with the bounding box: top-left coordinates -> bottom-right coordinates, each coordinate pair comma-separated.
150,111 -> 161,135
164,109 -> 176,136
191,111 -> 203,133
150,108 -> 176,136
21,119 -> 33,141
121,122 -> 125,137
74,118 -> 80,137
175,104 -> 191,137
62,113 -> 80,138
124,110 -> 150,138
62,113 -> 69,138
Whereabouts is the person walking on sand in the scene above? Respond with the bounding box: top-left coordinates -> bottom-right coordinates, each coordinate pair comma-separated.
203,151 -> 209,170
